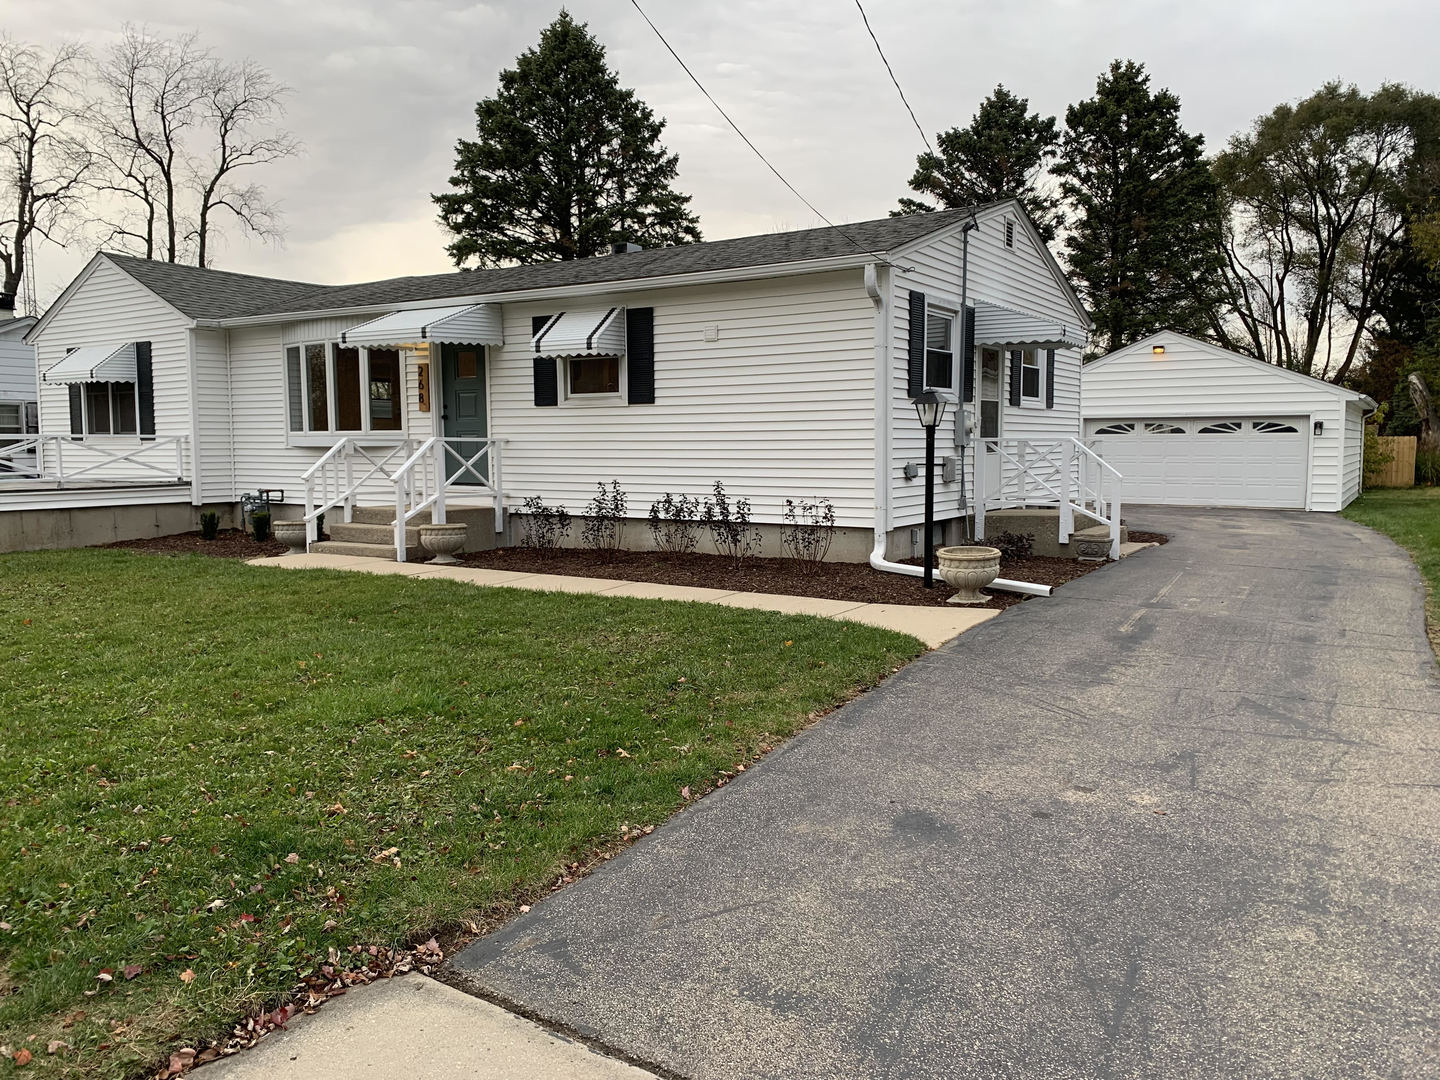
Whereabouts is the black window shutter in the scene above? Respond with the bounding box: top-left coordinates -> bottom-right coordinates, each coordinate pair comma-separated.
68,383 -> 83,435
962,305 -> 976,403
625,307 -> 655,404
907,290 -> 926,398
531,316 -> 558,406
1008,349 -> 1022,407
1044,349 -> 1056,409
135,341 -> 156,436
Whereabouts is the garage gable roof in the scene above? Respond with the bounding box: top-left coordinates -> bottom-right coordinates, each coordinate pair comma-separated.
1085,331 -> 1377,409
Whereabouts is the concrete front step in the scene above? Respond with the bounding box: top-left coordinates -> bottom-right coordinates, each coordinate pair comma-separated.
327,521 -> 421,547
349,506 -> 432,526
310,540 -> 424,562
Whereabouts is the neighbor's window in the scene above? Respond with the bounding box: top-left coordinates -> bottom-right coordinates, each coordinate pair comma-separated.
567,355 -> 621,396
925,310 -> 954,389
1021,350 -> 1041,400
0,402 -> 21,435
286,342 -> 406,435
80,382 -> 137,435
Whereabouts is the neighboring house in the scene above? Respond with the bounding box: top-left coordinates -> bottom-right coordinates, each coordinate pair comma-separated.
1082,331 -> 1377,511
17,201 -> 1115,558
0,307 -> 39,444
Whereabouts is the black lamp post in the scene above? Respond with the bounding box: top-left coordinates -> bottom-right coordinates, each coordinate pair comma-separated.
912,389 -> 956,587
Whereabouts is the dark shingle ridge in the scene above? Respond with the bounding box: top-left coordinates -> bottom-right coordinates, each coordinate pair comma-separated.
108,205 -> 991,321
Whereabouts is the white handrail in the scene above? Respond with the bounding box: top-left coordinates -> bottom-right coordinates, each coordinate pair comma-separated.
389,437 -> 506,561
973,437 -> 1123,559
0,435 -> 189,485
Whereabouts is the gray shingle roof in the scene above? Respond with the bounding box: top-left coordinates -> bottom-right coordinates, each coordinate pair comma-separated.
104,256 -> 330,321
106,206 -> 990,322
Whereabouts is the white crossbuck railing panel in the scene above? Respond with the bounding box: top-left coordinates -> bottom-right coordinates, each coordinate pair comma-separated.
0,435 -> 189,486
301,437 -> 505,561
973,437 -> 1123,560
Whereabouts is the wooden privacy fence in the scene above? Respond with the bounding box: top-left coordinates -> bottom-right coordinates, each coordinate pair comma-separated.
1372,435 -> 1416,488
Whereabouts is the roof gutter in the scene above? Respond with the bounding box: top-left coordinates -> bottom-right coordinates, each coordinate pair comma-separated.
212,252 -> 875,329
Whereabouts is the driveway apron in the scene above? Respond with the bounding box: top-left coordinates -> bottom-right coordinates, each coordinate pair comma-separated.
453,508 -> 1440,1080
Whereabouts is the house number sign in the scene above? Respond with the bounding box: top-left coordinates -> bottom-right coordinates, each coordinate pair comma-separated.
417,362 -> 431,412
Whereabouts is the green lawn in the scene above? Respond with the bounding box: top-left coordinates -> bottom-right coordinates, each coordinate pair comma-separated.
0,550 -> 923,1078
1343,487 -> 1440,645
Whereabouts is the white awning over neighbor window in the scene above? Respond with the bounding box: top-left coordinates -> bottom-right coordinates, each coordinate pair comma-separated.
531,307 -> 626,356
43,342 -> 137,383
340,304 -> 503,348
973,301 -> 1085,351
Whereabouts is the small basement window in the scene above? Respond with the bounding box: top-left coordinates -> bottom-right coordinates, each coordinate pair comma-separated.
1021,350 -> 1041,400
567,355 -> 621,396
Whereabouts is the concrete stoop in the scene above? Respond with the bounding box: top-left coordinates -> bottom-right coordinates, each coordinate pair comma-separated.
303,504 -> 506,562
980,508 -> 1126,559
310,539 -> 425,562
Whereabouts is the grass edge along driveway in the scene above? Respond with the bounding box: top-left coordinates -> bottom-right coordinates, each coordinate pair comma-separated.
0,550 -> 924,1079
1343,487 -> 1440,652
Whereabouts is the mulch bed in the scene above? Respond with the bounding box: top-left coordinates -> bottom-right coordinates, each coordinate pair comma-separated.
458,546 -> 1106,610
107,529 -> 288,559
1127,530 -> 1169,546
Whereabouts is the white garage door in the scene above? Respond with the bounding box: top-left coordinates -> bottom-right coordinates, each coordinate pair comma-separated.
1085,417 -> 1309,509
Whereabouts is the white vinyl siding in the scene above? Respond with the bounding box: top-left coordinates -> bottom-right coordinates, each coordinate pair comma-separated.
1342,401 -> 1365,506
888,203 -> 1087,528
31,259 -> 193,479
192,328 -> 233,503
493,270 -> 876,528
1082,332 -> 1368,511
0,328 -> 37,402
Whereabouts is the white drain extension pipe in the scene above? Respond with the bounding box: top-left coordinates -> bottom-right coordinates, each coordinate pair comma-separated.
868,534 -> 1052,598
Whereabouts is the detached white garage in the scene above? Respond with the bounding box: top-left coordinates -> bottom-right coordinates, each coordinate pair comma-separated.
1082,332 -> 1376,511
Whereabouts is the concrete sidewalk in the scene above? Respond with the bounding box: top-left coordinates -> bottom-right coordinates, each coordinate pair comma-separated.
247,552 -> 999,648
199,975 -> 657,1080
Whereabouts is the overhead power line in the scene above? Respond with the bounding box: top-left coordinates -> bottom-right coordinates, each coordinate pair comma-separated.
853,0 -> 933,155
626,0 -> 897,265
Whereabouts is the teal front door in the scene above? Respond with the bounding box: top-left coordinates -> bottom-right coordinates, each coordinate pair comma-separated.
441,344 -> 488,485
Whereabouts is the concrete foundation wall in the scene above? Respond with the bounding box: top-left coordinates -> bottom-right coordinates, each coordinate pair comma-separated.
0,501 -> 239,553
505,513 -> 880,563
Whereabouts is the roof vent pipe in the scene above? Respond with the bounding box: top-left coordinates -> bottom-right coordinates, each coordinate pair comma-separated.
608,242 -> 642,255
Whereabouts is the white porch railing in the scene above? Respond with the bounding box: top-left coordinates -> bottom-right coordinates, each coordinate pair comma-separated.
974,437 -> 1123,559
0,435 -> 189,487
300,437 -> 506,560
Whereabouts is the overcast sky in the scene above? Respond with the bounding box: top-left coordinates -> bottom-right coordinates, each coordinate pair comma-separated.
10,0 -> 1439,308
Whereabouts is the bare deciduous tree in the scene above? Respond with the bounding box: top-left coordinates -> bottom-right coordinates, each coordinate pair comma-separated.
1213,82 -> 1440,381
89,26 -> 297,266
0,38 -> 91,305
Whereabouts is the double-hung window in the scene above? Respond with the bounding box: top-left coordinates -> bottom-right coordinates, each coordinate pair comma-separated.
924,309 -> 955,390
1020,350 -> 1041,401
286,343 -> 404,436
78,382 -> 137,435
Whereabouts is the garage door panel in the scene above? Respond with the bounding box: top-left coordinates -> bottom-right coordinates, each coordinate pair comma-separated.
1086,417 -> 1307,509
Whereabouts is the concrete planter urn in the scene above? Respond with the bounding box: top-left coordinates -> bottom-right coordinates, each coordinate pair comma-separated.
272,519 -> 308,555
936,545 -> 1002,605
420,522 -> 468,565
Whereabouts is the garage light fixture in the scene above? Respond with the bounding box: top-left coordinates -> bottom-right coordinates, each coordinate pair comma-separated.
1152,345 -> 1165,355
1313,420 -> 1323,436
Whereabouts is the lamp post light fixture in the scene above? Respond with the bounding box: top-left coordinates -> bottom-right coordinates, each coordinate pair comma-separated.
912,389 -> 957,588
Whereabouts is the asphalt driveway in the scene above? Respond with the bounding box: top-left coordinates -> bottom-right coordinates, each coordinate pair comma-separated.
453,508 -> 1440,1079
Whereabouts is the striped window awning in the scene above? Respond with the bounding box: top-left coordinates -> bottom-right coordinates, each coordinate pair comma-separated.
531,308 -> 626,356
43,342 -> 137,383
973,301 -> 1085,351
340,304 -> 503,348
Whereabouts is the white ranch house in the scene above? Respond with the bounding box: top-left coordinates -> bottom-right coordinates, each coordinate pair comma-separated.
1083,332 -> 1376,512
8,201 -> 1127,559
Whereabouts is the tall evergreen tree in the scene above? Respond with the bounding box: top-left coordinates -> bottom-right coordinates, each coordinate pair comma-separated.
434,11 -> 700,267
897,85 -> 1062,240
1054,61 -> 1222,354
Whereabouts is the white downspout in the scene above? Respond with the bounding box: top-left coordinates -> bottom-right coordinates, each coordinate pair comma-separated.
863,262 -> 1052,599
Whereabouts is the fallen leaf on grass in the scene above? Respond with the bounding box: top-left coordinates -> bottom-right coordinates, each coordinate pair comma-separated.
0,921 -> 11,930
95,971 -> 113,983
46,1041 -> 67,1055
13,1048 -> 32,1066
179,969 -> 196,984
123,964 -> 142,980
284,853 -> 300,864
680,786 -> 691,800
